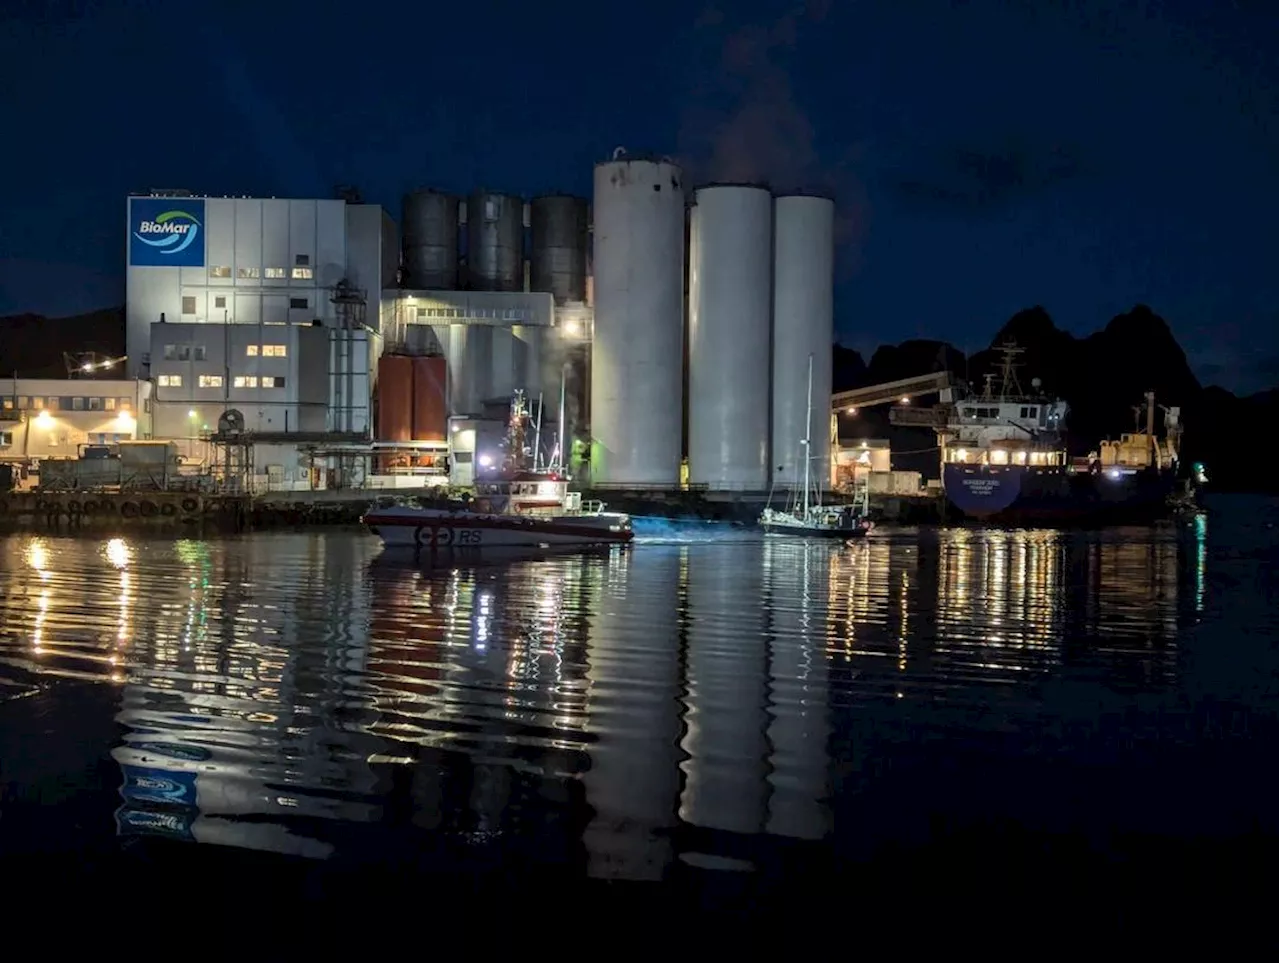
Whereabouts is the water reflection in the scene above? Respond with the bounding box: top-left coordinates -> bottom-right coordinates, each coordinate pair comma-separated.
0,519 -> 1227,875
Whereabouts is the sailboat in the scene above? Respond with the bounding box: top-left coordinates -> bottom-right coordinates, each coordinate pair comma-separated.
759,353 -> 873,540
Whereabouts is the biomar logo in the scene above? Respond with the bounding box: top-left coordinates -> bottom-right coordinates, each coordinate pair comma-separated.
133,209 -> 201,255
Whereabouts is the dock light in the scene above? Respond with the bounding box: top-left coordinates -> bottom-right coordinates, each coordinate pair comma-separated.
900,396 -> 910,405
1107,468 -> 1121,479
845,406 -> 857,415
188,409 -> 198,419
478,454 -> 493,468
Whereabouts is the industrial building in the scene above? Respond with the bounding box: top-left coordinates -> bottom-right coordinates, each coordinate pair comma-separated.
0,378 -> 152,463
120,143 -> 838,495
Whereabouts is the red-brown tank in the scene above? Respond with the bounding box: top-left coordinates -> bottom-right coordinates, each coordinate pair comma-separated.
377,355 -> 413,444
411,356 -> 447,442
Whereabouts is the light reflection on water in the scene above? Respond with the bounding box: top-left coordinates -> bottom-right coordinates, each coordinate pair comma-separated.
0,511 -> 1256,878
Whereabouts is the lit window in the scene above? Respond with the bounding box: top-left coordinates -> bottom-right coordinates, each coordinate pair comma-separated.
89,397 -> 102,411
158,375 -> 182,387
262,376 -> 286,388
245,345 -> 259,357
17,396 -> 28,409
181,296 -> 196,315
233,376 -> 259,388
1,397 -> 11,409
104,398 -> 116,411
289,297 -> 308,309
118,398 -> 130,410
291,267 -> 313,279
264,267 -> 286,279
237,266 -> 260,279
0,432 -> 12,447
261,344 -> 287,358
209,266 -> 232,278
32,397 -> 43,409
198,375 -> 224,388
48,398 -> 59,410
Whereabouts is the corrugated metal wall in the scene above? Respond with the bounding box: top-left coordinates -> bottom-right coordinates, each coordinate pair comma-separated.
411,356 -> 448,442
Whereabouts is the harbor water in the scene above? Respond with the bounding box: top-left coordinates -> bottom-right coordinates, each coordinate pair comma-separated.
0,495 -> 1274,941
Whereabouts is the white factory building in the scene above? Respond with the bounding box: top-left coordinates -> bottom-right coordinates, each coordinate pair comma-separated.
122,151 -> 835,493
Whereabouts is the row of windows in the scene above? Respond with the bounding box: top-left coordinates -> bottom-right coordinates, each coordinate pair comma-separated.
0,430 -> 131,448
183,295 -> 310,314
414,306 -> 532,321
962,405 -> 1041,420
157,375 -> 286,389
209,266 -> 314,280
2,396 -> 130,411
162,343 -> 287,360
207,254 -> 315,281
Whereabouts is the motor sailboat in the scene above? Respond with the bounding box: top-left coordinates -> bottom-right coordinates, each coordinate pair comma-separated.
759,353 -> 873,539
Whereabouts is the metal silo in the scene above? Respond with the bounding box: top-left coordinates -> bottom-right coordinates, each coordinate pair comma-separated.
771,194 -> 835,490
590,151 -> 686,487
401,190 -> 459,290
530,194 -> 589,303
466,190 -> 524,292
687,184 -> 773,490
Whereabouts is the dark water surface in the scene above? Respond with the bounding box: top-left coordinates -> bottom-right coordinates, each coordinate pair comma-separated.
0,496 -> 1274,940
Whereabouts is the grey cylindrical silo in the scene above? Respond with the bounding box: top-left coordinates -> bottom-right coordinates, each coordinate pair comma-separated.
466,190 -> 524,292
530,194 -> 589,303
401,190 -> 459,289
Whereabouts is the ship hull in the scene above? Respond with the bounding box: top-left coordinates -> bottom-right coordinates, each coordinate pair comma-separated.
363,506 -> 634,549
943,465 -> 1185,525
762,523 -> 869,540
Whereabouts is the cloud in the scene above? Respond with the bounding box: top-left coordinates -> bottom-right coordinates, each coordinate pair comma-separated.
678,2 -> 867,272
890,139 -> 1083,214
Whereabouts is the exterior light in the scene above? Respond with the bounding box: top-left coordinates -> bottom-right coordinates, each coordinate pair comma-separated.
845,406 -> 857,415
188,409 -> 197,419
36,409 -> 53,425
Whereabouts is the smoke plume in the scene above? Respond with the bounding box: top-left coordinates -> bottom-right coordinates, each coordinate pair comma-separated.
679,2 -> 866,275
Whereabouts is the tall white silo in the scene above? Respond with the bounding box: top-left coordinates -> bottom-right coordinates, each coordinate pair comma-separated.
771,194 -> 835,490
590,152 -> 686,487
687,184 -> 774,490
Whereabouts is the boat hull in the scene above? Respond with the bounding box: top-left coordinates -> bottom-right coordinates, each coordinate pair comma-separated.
363,507 -> 634,549
761,522 -> 869,540
943,465 -> 1185,524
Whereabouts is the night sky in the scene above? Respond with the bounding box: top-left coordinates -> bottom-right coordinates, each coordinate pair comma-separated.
2,0 -> 1274,393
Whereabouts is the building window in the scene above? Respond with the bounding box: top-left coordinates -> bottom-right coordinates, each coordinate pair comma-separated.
0,431 -> 12,447
47,398 -> 59,410
182,296 -> 197,315
291,267 -> 313,279
32,397 -> 43,409
193,345 -> 207,361
176,345 -> 191,361
89,397 -> 102,411
262,344 -> 287,358
416,307 -> 427,317
17,396 -> 28,409
262,376 -> 286,388
163,344 -> 177,360
104,397 -> 116,411
294,254 -> 310,266
1,397 -> 11,409
246,345 -> 259,357
198,375 -> 224,388
237,266 -> 260,279
214,296 -> 227,309
158,375 -> 182,387
234,376 -> 259,388
118,398 -> 130,410
289,297 -> 308,309
209,266 -> 232,278
264,267 -> 286,279
71,397 -> 85,410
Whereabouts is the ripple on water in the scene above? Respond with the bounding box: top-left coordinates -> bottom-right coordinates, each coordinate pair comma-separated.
0,509 -> 1268,876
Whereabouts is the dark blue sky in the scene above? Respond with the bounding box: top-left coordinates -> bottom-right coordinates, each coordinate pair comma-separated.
2,0 -> 1274,392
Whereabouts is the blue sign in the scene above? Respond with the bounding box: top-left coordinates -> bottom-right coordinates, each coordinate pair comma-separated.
119,764 -> 199,808
128,196 -> 205,267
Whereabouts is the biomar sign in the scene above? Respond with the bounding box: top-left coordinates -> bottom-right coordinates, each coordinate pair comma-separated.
128,197 -> 205,267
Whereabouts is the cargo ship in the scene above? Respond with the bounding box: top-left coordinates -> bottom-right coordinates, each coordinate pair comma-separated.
937,345 -> 1198,524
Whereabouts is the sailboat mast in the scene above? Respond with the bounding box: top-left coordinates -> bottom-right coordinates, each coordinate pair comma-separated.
533,391 -> 544,471
803,353 -> 813,516
557,367 -> 567,472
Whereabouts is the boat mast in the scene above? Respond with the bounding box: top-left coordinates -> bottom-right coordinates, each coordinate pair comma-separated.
803,353 -> 813,516
533,391 -> 544,471
557,366 -> 567,473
